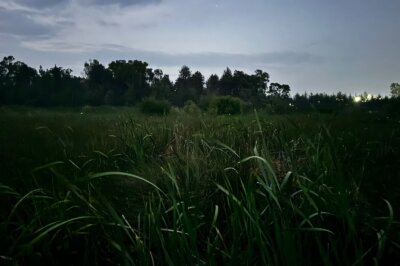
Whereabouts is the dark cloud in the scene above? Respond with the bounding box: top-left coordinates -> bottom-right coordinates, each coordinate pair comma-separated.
14,0 -> 66,8
256,52 -> 325,65
123,50 -> 325,67
21,40 -> 324,66
16,39 -> 324,68
18,39 -> 324,67
0,8 -> 53,37
97,19 -> 120,27
89,0 -> 161,7
12,0 -> 161,8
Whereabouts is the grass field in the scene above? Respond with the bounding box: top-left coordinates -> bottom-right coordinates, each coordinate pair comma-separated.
1,106 -> 399,265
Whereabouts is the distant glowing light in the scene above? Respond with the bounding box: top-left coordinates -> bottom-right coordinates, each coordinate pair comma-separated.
354,94 -> 374,103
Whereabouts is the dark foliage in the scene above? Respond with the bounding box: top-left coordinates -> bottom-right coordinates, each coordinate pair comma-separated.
210,96 -> 243,115
140,97 -> 171,115
1,55 -> 399,114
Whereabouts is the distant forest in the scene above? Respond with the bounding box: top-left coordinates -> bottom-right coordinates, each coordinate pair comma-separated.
1,55 -> 399,112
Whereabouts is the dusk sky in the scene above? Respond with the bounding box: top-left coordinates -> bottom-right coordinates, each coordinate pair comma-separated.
1,0 -> 399,95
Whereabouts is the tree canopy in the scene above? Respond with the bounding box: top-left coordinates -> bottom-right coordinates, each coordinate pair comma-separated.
390,83 -> 400,98
1,55 -> 397,114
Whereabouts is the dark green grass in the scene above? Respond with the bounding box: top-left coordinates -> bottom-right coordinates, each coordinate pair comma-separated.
0,107 -> 399,265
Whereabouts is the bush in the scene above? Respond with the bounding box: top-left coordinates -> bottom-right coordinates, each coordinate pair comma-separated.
241,101 -> 253,113
209,96 -> 243,115
140,97 -> 171,115
265,96 -> 293,113
183,100 -> 201,115
198,96 -> 213,111
170,106 -> 183,115
81,105 -> 93,114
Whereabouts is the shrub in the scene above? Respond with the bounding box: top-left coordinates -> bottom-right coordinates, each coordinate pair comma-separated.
81,105 -> 93,114
241,101 -> 253,113
170,106 -> 184,115
265,96 -> 293,113
183,100 -> 201,115
209,96 -> 243,115
140,97 -> 171,115
198,96 -> 213,111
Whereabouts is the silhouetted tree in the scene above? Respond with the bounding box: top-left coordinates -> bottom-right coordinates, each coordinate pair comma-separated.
177,65 -> 191,80
268,83 -> 290,98
108,60 -> 151,104
293,93 -> 310,111
0,56 -> 37,104
205,74 -> 219,95
219,68 -> 233,96
233,69 -> 269,106
189,71 -> 205,101
390,83 -> 400,98
172,65 -> 197,106
84,59 -> 114,105
254,70 -> 269,96
232,71 -> 248,98
35,65 -> 82,106
3,54 -> 399,114
150,69 -> 173,99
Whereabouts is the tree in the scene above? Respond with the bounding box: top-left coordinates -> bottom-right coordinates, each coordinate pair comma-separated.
84,59 -> 112,83
232,70 -> 247,98
172,65 -> 191,105
189,71 -> 204,100
84,59 -> 114,105
267,83 -> 290,98
35,65 -> 82,106
108,60 -> 151,104
150,69 -> 172,100
171,65 -> 199,106
177,65 -> 191,80
10,61 -> 37,104
205,74 -> 219,95
229,69 -> 270,106
390,83 -> 400,98
254,69 -> 269,96
219,68 -> 234,96
0,56 -> 37,104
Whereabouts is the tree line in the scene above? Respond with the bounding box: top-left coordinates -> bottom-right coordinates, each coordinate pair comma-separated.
0,56 -> 277,107
0,55 -> 399,112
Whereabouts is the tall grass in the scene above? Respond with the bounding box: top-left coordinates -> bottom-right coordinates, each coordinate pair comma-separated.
0,107 -> 399,265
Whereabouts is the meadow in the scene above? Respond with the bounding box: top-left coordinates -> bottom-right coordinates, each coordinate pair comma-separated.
0,106 -> 399,265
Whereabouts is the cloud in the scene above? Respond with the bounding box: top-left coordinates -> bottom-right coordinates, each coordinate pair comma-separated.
11,0 -> 161,8
20,40 -> 324,68
13,0 -> 65,8
9,0 -> 172,53
88,0 -> 162,6
0,8 -> 53,37
141,51 -> 325,67
1,0 -> 324,76
17,34 -> 324,67
0,0 -> 161,40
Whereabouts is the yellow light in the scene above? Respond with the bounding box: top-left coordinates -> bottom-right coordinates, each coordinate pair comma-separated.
354,96 -> 362,103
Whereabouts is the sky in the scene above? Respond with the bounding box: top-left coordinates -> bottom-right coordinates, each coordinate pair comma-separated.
1,0 -> 399,95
